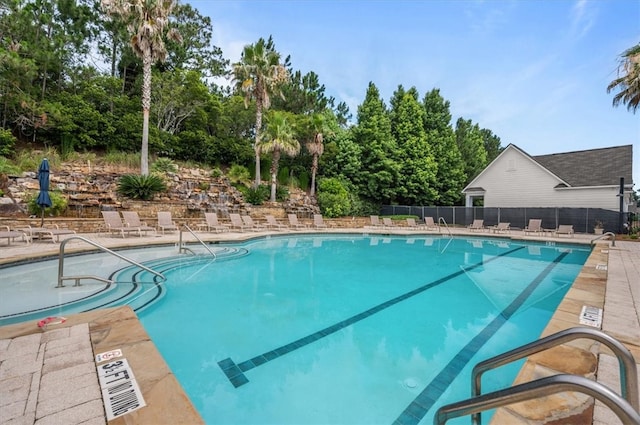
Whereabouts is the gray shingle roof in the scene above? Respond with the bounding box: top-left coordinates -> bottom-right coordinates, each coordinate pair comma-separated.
532,145 -> 633,187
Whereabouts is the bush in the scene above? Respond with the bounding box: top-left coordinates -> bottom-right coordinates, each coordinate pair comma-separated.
210,167 -> 222,178
117,174 -> 167,200
0,157 -> 21,175
228,164 -> 251,184
26,191 -> 68,216
317,177 -> 351,218
0,128 -> 16,157
151,157 -> 178,173
245,185 -> 270,205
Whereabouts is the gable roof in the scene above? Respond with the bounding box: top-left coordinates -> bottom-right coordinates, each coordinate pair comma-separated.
531,144 -> 633,187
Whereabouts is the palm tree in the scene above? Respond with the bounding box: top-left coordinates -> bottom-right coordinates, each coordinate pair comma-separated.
305,114 -> 325,197
233,36 -> 289,188
260,111 -> 300,202
101,0 -> 182,175
607,43 -> 640,114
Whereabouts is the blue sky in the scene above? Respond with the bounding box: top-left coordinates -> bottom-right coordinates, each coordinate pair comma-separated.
189,0 -> 639,188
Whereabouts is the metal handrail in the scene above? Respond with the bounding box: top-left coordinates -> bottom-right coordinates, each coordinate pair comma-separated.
57,236 -> 166,288
470,327 -> 638,424
591,231 -> 616,247
179,225 -> 216,257
438,217 -> 452,236
435,374 -> 640,425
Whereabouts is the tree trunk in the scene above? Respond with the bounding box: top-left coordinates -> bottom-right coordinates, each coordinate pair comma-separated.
254,102 -> 263,188
310,154 -> 318,197
141,51 -> 152,176
270,150 -> 280,202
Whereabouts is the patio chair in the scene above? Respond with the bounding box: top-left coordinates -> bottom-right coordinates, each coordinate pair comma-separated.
382,217 -> 397,228
197,212 -> 229,233
555,224 -> 574,237
467,219 -> 485,231
369,215 -> 384,228
524,219 -> 543,235
18,225 -> 75,243
424,217 -> 439,231
265,214 -> 288,230
229,213 -> 251,232
406,218 -> 424,230
313,214 -> 328,229
121,211 -> 155,235
288,214 -> 308,230
491,222 -> 511,234
101,211 -> 144,237
0,226 -> 30,246
242,215 -> 267,231
157,211 -> 179,234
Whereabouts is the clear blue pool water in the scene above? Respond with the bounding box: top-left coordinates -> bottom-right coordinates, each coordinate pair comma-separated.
124,234 -> 590,425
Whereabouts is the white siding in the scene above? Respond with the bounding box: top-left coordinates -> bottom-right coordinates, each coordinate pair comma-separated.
472,147 -> 621,210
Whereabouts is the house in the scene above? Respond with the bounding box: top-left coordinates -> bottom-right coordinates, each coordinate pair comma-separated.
462,144 -> 634,211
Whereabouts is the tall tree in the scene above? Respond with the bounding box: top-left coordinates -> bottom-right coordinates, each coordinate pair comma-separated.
455,118 -> 487,183
480,128 -> 502,163
101,0 -> 182,175
422,89 -> 465,205
607,43 -> 640,114
232,36 -> 289,188
390,86 -> 437,205
352,82 -> 400,204
304,113 -> 327,197
260,111 -> 300,202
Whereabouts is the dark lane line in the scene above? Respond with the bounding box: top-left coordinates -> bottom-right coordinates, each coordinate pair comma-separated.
393,251 -> 569,425
218,246 -> 526,388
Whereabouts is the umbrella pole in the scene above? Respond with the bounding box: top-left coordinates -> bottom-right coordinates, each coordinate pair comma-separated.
41,206 -> 44,227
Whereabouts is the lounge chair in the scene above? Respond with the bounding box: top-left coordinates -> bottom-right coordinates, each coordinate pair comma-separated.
288,214 -> 308,230
157,211 -> 179,234
406,218 -> 424,230
121,211 -> 155,235
0,226 -> 30,245
197,212 -> 229,233
369,215 -> 384,228
524,219 -> 543,235
424,217 -> 439,231
229,213 -> 251,232
265,215 -> 288,230
242,215 -> 266,231
556,224 -> 574,237
18,225 -> 74,243
101,211 -> 144,238
468,219 -> 485,232
382,217 -> 396,228
313,214 -> 328,229
491,222 -> 511,234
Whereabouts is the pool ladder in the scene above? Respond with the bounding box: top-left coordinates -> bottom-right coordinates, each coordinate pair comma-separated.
178,225 -> 216,258
438,217 -> 452,236
56,236 -> 166,288
591,231 -> 616,247
435,327 -> 639,424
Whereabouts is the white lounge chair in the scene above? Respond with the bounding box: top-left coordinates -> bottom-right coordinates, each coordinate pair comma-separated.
242,215 -> 266,231
524,219 -> 543,235
424,217 -> 439,231
0,226 -> 30,245
265,215 -> 288,230
467,219 -> 485,232
288,214 -> 308,230
369,215 -> 384,228
157,211 -> 179,234
18,225 -> 74,243
382,217 -> 397,229
406,218 -> 424,230
491,222 -> 511,234
101,211 -> 143,237
313,214 -> 328,229
229,213 -> 251,232
121,211 -> 155,235
197,212 -> 229,233
556,224 -> 574,237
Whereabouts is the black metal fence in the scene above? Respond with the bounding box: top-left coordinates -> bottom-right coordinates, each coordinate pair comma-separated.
380,206 -> 628,234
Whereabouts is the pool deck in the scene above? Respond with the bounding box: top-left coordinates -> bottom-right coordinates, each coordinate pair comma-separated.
0,228 -> 638,424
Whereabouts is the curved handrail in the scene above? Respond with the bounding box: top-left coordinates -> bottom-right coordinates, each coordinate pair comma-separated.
471,327 -> 638,424
179,225 -> 216,258
591,231 -> 616,247
438,217 -> 452,236
435,374 -> 640,425
57,236 -> 166,288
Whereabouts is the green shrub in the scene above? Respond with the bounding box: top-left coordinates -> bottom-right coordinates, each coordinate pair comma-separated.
0,157 -> 21,175
317,177 -> 351,218
245,185 -> 270,205
210,167 -> 222,178
276,185 -> 289,202
228,164 -> 251,184
0,128 -> 16,157
151,157 -> 178,173
26,191 -> 68,216
117,174 -> 167,200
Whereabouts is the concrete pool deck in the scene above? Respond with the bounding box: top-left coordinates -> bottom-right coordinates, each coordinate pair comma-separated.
0,228 -> 638,424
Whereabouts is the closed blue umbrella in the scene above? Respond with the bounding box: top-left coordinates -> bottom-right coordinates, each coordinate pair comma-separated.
36,158 -> 52,227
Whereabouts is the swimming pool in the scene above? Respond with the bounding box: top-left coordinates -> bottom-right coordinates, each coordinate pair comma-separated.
135,234 -> 589,424
0,234 -> 591,424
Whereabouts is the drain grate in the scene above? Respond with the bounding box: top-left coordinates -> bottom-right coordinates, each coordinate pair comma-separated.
97,358 -> 146,420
